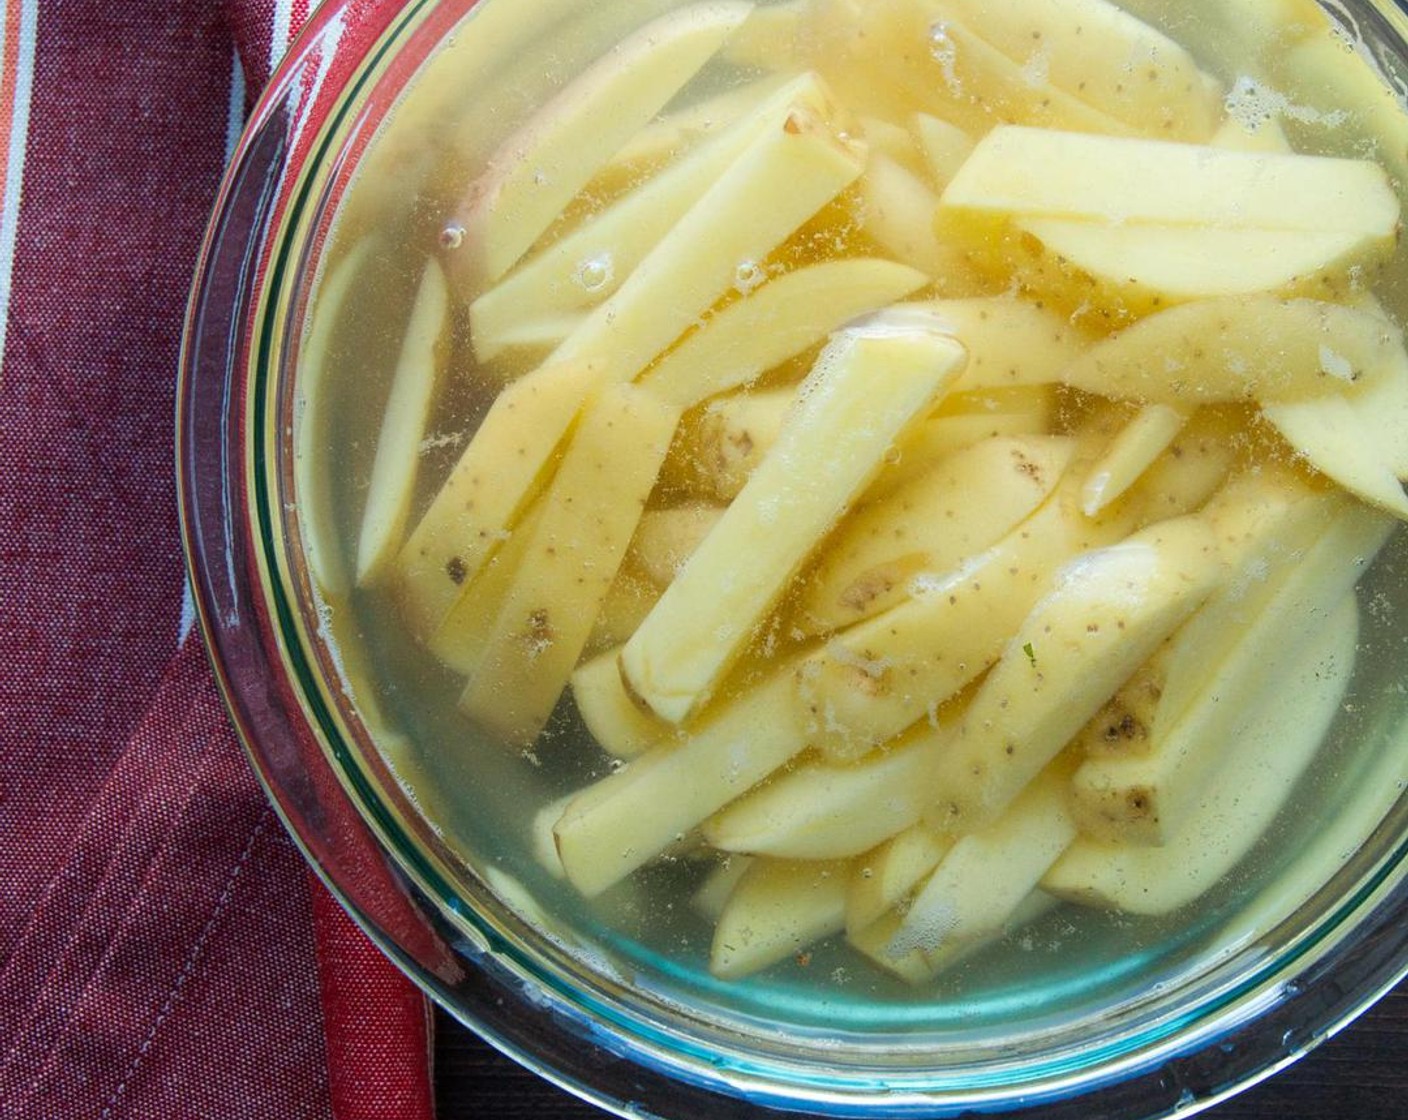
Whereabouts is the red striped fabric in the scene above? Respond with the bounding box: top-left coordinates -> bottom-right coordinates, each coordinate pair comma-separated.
0,3 -> 434,1118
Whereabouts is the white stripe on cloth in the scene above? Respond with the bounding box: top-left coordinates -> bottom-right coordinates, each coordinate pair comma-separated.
271,0 -> 296,77
0,0 -> 40,372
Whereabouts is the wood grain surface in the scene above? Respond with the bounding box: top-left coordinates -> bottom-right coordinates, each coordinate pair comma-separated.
434,982 -> 1408,1117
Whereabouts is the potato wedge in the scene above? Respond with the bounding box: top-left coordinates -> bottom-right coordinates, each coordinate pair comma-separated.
554,660 -> 811,896
641,257 -> 929,408
795,435 -> 1075,635
457,385 -> 680,745
571,648 -> 675,761
1061,296 -> 1406,406
1047,594 -> 1359,913
662,388 -> 797,503
1080,404 -> 1188,516
356,259 -> 452,587
847,823 -> 954,939
710,857 -> 852,979
624,326 -> 967,724
923,515 -> 1222,834
449,1 -> 754,288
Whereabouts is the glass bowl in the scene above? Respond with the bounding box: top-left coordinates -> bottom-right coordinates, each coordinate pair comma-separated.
179,1 -> 1408,1115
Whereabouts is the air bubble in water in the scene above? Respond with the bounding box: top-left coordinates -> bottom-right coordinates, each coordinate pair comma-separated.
439,223 -> 465,250
734,259 -> 764,294
574,253 -> 614,292
929,22 -> 961,94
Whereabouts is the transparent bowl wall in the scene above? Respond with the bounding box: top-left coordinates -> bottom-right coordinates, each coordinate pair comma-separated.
179,2 -> 1408,1116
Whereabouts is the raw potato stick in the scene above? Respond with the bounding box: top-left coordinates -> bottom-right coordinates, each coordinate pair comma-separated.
1061,296 -> 1406,406
641,257 -> 929,408
1045,594 -> 1360,914
710,857 -> 852,979
571,648 -> 675,761
663,389 -> 796,503
554,662 -> 811,896
923,515 -> 1223,835
395,359 -> 600,635
457,384 -> 680,746
623,326 -> 968,724
795,434 -> 1075,636
468,72 -> 832,361
449,1 -> 755,288
846,823 -> 953,938
702,728 -> 937,860
895,770 -> 1076,964
937,0 -> 1223,140
356,259 -> 452,586
1080,404 -> 1189,517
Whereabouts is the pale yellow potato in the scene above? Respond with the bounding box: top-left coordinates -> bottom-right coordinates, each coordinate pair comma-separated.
396,359 -> 600,636
571,647 -> 675,761
849,889 -> 1057,984
794,434 -> 1075,636
662,388 -> 796,503
847,823 -> 953,938
457,385 -> 680,746
641,257 -> 929,408
554,661 -> 810,896
703,729 -> 938,859
1070,493 -> 1391,846
854,154 -> 981,282
584,563 -> 659,655
1263,393 -> 1408,520
939,0 -> 1223,140
914,296 -> 1096,392
1210,114 -> 1293,154
710,857 -> 853,979
1061,296 -> 1405,406
468,72 -> 827,362
923,515 -> 1222,835
897,770 -> 1076,959
296,235 -> 378,598
941,126 -> 1399,236
356,259 -> 452,587
913,112 -> 975,189
859,115 -> 926,175
628,503 -> 728,588
623,327 -> 967,725
690,855 -> 755,921
1343,336 -> 1408,479
1080,403 -> 1189,516
1046,594 -> 1359,914
1071,643 -> 1169,760
450,1 -> 755,288
721,0 -> 805,69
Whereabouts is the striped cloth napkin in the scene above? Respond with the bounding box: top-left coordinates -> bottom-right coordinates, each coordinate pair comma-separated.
0,3 -> 435,1117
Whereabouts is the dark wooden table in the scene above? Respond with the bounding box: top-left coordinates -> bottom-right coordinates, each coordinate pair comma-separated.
435,981 -> 1408,1117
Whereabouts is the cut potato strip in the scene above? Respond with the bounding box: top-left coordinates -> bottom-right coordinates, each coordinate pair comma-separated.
847,824 -> 954,938
795,435 -> 1075,636
663,388 -> 796,503
1264,393 -> 1408,519
1071,644 -> 1170,760
548,85 -> 867,376
941,126 -> 1399,236
1061,296 -> 1405,406
571,648 -> 674,761
629,503 -> 728,587
1019,218 -> 1385,312
722,0 -> 804,69
449,1 -> 755,288
850,889 -> 1057,984
642,257 -> 928,407
898,771 -> 1076,960
1047,593 -> 1359,914
395,359 -> 600,635
913,113 -> 975,189
710,857 -> 852,979
924,515 -> 1222,834
554,662 -> 810,896
296,235 -> 378,598
585,563 -> 658,655
356,259 -> 452,587
854,155 -> 982,284
623,327 -> 967,724
911,297 -> 1095,393
457,385 -> 680,745
938,0 -> 1223,140
691,855 -> 755,921
1070,495 -> 1391,846
703,729 -> 937,860
1080,404 -> 1188,516
469,71 -> 829,362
